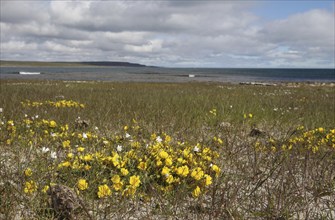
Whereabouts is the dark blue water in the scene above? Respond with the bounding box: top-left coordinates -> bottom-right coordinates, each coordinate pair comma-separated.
1,66 -> 334,83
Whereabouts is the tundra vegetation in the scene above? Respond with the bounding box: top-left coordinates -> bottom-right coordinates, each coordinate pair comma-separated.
0,80 -> 334,219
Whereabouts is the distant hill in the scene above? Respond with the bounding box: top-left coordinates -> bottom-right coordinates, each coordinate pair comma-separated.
79,61 -> 146,67
0,60 -> 147,67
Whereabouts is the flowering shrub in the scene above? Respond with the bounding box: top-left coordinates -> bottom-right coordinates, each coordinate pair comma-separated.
255,126 -> 335,153
1,107 -> 221,201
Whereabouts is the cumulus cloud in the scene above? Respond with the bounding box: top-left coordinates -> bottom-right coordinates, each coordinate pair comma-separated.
0,0 -> 334,67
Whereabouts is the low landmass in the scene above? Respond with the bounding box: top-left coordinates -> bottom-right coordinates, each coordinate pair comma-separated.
0,60 -> 147,67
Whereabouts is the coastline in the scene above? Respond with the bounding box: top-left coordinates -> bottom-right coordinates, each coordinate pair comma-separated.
1,65 -> 334,84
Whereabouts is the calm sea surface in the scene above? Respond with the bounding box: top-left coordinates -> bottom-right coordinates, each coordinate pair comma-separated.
1,66 -> 334,83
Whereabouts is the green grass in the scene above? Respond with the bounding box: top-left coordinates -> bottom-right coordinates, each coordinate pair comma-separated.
0,80 -> 334,219
1,80 -> 334,133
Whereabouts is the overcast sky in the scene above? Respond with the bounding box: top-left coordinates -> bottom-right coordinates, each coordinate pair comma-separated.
1,0 -> 334,68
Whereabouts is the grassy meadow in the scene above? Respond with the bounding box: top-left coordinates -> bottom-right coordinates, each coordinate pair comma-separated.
0,80 -> 334,219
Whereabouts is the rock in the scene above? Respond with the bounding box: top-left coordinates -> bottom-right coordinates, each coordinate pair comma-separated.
249,128 -> 266,137
48,184 -> 87,220
75,117 -> 89,129
219,122 -> 231,129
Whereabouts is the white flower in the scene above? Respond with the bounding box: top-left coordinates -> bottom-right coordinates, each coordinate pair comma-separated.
94,126 -> 99,130
117,145 -> 123,152
230,105 -> 233,109
50,132 -> 57,137
24,114 -> 28,117
193,146 -> 200,153
82,133 -> 88,139
273,108 -> 278,111
103,140 -> 109,145
35,115 -> 39,119
125,133 -> 131,138
50,151 -> 57,159
42,147 -> 50,153
0,108 -> 2,113
156,136 -> 163,143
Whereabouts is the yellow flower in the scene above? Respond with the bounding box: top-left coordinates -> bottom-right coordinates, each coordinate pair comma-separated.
137,161 -> 147,171
248,113 -> 253,118
113,182 -> 123,191
24,168 -> 32,177
156,160 -> 163,166
120,168 -> 129,176
77,179 -> 88,191
129,175 -> 141,188
111,175 -> 121,184
150,133 -> 157,141
165,157 -> 173,166
166,175 -> 174,184
211,164 -> 221,177
123,186 -> 136,196
42,185 -> 49,194
161,166 -> 170,176
111,153 -> 120,167
191,167 -> 204,181
164,135 -> 172,143
204,174 -> 212,186
62,140 -> 71,148
67,153 -> 74,159
82,154 -> 93,162
24,181 -> 37,194
159,151 -> 169,159
77,147 -> 85,152
49,120 -> 57,128
209,108 -> 217,116
97,184 -> 111,198
192,186 -> 201,198
84,165 -> 91,171
58,161 -> 71,168
176,165 -> 189,177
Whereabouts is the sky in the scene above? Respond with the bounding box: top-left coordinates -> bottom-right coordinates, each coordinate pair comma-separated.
0,0 -> 334,68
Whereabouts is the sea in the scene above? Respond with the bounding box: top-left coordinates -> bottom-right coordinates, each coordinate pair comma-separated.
0,66 -> 334,83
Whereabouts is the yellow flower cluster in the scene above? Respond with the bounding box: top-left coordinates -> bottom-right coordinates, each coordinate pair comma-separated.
24,180 -> 37,195
255,127 -> 335,153
23,167 -> 37,195
21,99 -> 85,108
2,116 -> 221,199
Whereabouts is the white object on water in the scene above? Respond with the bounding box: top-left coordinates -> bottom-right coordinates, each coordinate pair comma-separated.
188,74 -> 195,78
19,72 -> 41,75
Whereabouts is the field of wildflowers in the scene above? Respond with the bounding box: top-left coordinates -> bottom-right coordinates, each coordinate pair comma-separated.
0,80 -> 334,219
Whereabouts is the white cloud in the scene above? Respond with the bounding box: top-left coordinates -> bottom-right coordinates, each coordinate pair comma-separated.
0,1 -> 334,67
